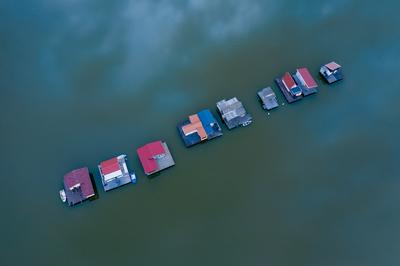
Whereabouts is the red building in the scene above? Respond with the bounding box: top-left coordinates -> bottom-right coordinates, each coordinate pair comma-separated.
282,72 -> 302,97
295,68 -> 318,89
137,141 -> 175,175
60,167 -> 95,206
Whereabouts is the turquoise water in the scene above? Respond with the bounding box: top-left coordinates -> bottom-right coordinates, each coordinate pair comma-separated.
1,1 -> 400,265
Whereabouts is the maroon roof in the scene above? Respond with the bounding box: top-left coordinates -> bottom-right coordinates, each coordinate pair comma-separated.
282,72 -> 296,90
137,141 -> 166,174
100,157 -> 120,175
297,68 -> 317,88
325,62 -> 341,71
64,167 -> 95,199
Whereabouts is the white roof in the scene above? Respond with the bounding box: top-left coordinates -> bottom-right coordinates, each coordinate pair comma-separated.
104,170 -> 123,182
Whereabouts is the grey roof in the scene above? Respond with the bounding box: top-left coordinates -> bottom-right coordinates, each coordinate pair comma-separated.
216,97 -> 252,129
217,98 -> 245,121
155,142 -> 175,173
258,87 -> 279,110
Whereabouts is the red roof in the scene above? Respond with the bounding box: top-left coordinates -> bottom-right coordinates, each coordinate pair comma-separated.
100,157 -> 120,175
282,72 -> 296,90
64,167 -> 94,199
297,68 -> 317,88
137,141 -> 166,174
325,62 -> 341,71
182,114 -> 207,140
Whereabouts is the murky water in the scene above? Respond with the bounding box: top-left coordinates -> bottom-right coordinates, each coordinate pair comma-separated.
1,0 -> 400,265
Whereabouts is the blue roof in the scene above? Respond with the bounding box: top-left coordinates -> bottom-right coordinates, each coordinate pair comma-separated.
178,109 -> 223,147
291,87 -> 302,95
197,109 -> 217,136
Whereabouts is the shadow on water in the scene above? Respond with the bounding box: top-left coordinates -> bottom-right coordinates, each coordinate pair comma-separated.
89,173 -> 100,201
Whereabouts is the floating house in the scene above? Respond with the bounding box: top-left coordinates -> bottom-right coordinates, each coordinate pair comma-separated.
275,72 -> 303,103
178,109 -> 223,147
293,67 -> 318,96
320,62 -> 343,83
59,167 -> 95,206
98,155 -> 136,191
137,141 -> 175,176
257,87 -> 279,111
216,97 -> 252,129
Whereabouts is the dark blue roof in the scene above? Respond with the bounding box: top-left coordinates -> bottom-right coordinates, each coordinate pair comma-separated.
291,87 -> 302,95
197,109 -> 217,136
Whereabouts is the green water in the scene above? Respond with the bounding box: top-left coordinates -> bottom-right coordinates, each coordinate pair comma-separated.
1,0 -> 400,265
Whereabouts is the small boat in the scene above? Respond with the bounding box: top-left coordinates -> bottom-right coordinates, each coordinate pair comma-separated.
242,120 -> 252,127
130,173 -> 137,183
59,189 -> 67,203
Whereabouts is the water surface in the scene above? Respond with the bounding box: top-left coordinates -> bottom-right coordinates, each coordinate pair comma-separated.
1,1 -> 400,265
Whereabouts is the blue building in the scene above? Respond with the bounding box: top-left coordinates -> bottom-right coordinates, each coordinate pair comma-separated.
178,109 -> 223,147
320,62 -> 343,84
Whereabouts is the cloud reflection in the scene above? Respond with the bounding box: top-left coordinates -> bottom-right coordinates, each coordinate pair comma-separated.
39,0 -> 276,93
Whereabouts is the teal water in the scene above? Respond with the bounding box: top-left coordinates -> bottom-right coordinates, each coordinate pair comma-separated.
1,1 -> 400,265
